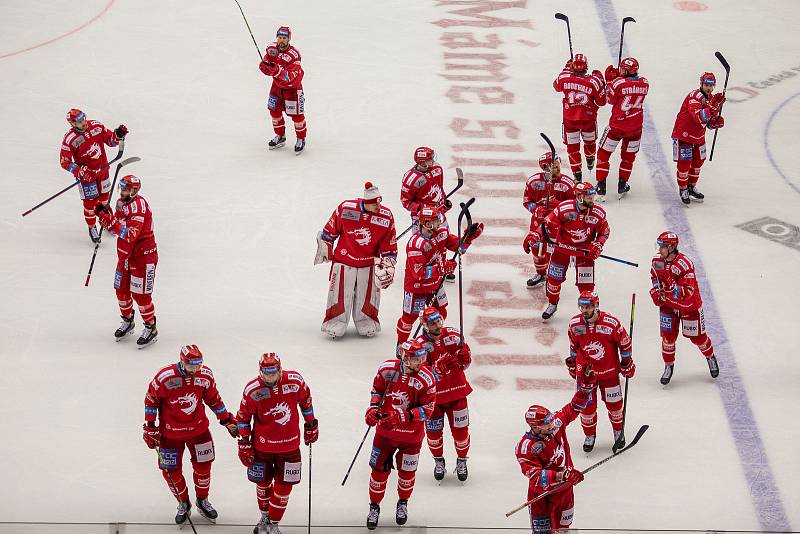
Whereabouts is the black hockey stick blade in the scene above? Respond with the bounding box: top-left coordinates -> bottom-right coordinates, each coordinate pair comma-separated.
582,424 -> 649,476
117,156 -> 141,168
715,51 -> 730,74
554,12 -> 569,21
446,168 -> 464,200
540,132 -> 557,160
622,16 -> 636,24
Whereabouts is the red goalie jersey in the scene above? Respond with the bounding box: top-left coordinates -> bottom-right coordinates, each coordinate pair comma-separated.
321,200 -> 397,268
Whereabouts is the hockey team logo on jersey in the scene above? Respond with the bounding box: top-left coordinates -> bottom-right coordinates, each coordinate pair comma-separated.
85,142 -> 102,160
584,341 -> 606,360
386,391 -> 410,410
170,392 -> 199,415
348,227 -> 372,246
551,444 -> 567,468
567,227 -> 592,241
266,401 -> 292,425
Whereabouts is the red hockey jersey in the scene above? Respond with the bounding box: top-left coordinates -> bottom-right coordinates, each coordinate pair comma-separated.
322,199 -> 397,268
404,227 -> 460,293
110,195 -> 156,262
569,311 -> 632,381
650,252 -> 703,313
543,200 -> 610,249
553,69 -> 606,122
371,359 -> 437,443
515,400 -> 579,492
262,43 -> 303,89
605,75 -> 650,133
523,172 -> 576,231
671,89 -> 714,145
400,164 -> 447,215
416,326 -> 472,404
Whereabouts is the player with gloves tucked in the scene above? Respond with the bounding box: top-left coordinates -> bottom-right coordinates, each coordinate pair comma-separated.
59,108 -> 128,243
671,72 -> 726,204
553,54 -> 607,182
650,232 -> 718,384
259,26 -> 307,154
523,182 -> 610,320
415,307 -> 473,482
364,340 -> 437,530
522,153 -> 575,288
566,291 -> 634,452
515,388 -> 591,534
95,175 -> 159,348
235,353 -> 318,534
316,182 -> 398,338
142,345 -> 239,525
595,58 -> 649,198
397,205 -> 483,345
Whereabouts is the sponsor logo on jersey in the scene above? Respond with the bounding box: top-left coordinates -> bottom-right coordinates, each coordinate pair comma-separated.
596,325 -> 613,335
348,227 -> 372,246
282,383 -> 299,394
266,401 -> 292,425
584,341 -> 606,360
572,324 -> 587,336
71,136 -> 85,149
342,209 -> 361,220
370,215 -> 389,228
165,377 -> 184,390
585,215 -> 599,224
193,377 -> 210,388
170,392 -> 199,415
89,126 -> 103,136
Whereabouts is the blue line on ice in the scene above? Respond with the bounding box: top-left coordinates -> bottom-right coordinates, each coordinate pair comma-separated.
764,90 -> 800,195
594,0 -> 791,530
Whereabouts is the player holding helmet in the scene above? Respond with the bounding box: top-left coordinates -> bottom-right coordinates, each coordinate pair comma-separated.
522,152 -> 575,287
671,72 -> 726,204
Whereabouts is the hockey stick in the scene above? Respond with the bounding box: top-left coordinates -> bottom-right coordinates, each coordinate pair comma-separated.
232,0 -> 263,61
554,13 -> 573,60
307,443 -> 312,534
612,293 -> 636,454
156,447 -> 199,534
709,51 -> 730,162
410,198 -> 475,339
538,132 -> 557,256
22,138 -> 127,217
84,156 -> 142,286
397,168 -> 464,240
540,224 -> 639,267
457,198 -> 470,348
505,424 -> 649,517
617,17 -> 636,67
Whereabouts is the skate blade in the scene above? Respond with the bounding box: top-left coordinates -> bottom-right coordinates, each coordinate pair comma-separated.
268,143 -> 286,150
295,149 -> 305,156
690,197 -> 705,203
115,330 -> 135,342
137,337 -> 159,350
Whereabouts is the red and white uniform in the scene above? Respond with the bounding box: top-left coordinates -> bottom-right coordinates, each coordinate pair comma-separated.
416,328 -> 472,459
553,69 -> 606,175
260,42 -> 306,139
515,399 -> 580,532
236,371 -> 315,522
671,90 -> 716,190
542,200 -> 610,305
396,228 -> 461,344
650,253 -> 714,365
367,359 -> 437,506
400,164 -> 447,221
144,364 -> 233,503
568,312 -> 632,436
59,120 -> 120,227
596,74 -> 650,185
319,199 -> 397,337
523,172 -> 576,276
105,195 -> 158,326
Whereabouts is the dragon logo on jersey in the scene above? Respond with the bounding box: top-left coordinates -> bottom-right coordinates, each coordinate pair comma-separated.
348,227 -> 372,246
386,391 -> 410,410
170,393 -> 199,415
567,227 -> 592,241
551,443 -> 567,468
584,341 -> 606,360
85,142 -> 102,160
266,402 -> 292,425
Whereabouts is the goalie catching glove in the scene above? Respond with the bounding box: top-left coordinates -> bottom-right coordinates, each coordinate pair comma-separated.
374,255 -> 397,289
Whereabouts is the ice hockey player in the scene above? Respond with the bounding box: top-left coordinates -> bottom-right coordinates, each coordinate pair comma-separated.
400,146 -> 451,226
650,231 -> 719,384
397,205 -> 483,345
259,26 -> 307,153
671,72 -> 726,204
595,57 -> 649,198
515,387 -> 591,534
316,182 -> 398,338
416,307 -> 472,482
553,54 -> 606,182
523,182 -> 610,320
59,108 -> 128,243
522,152 -> 575,288
95,175 -> 159,347
364,340 -> 436,530
142,345 -> 239,525
567,291 -> 634,452
235,353 -> 318,534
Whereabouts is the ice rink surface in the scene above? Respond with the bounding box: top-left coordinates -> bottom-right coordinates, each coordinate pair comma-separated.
1,0 -> 799,532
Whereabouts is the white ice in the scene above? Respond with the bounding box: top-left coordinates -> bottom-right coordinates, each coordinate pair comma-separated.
1,1 -> 799,532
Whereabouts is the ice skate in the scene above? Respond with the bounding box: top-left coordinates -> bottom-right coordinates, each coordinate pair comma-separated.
268,135 -> 286,149
114,314 -> 135,341
707,355 -> 719,378
89,225 -> 101,244
196,498 -> 217,523
253,511 -> 270,534
574,169 -> 583,183
526,273 -> 545,288
433,456 -> 446,481
366,503 -> 380,531
395,499 -> 409,526
542,303 -> 558,320
583,434 -> 596,452
617,179 -> 630,199
175,500 -> 191,525
294,138 -> 305,155
679,188 -> 690,206
596,179 -> 607,201
137,319 -> 158,349
455,457 -> 468,482
586,155 -> 595,171
687,184 -> 705,202
613,429 -> 626,450
445,272 -> 456,283
660,364 -> 674,385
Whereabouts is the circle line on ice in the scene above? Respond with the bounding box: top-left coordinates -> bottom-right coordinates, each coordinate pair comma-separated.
0,0 -> 116,60
764,89 -> 800,195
